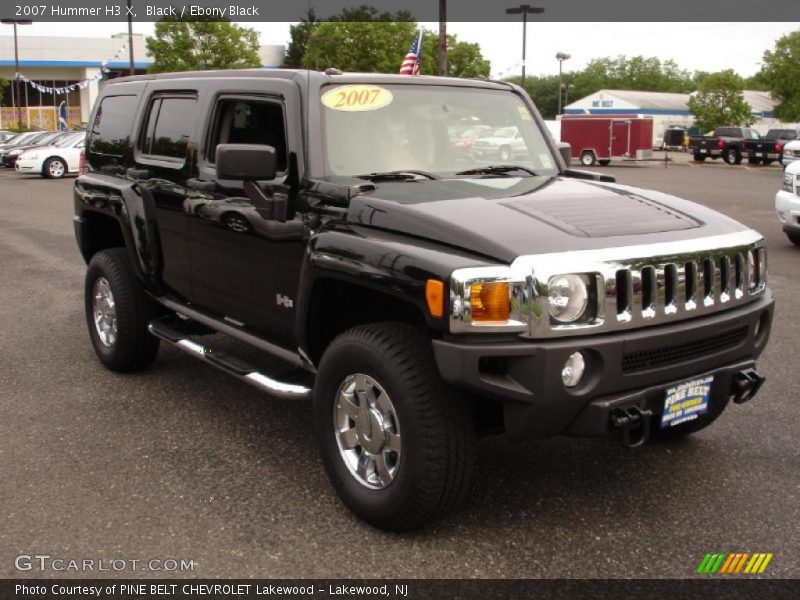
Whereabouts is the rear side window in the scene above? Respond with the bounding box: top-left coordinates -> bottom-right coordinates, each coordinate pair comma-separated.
89,94 -> 138,159
141,95 -> 196,161
716,128 -> 739,137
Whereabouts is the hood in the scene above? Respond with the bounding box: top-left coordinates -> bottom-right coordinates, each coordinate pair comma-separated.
345,176 -> 749,263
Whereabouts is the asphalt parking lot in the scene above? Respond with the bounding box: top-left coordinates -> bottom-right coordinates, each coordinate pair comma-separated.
0,160 -> 798,579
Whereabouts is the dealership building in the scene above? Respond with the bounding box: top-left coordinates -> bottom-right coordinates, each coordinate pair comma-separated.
0,34 -> 284,130
563,89 -> 782,145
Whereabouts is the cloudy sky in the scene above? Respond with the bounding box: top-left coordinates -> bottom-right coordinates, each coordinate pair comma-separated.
4,21 -> 799,78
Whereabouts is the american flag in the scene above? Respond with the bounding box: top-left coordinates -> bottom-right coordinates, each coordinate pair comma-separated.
399,30 -> 423,75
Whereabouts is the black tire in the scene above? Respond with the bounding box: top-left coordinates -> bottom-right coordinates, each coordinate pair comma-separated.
693,153 -> 706,162
499,145 -> 511,162
84,248 -> 159,372
580,151 -> 596,166
724,146 -> 741,165
42,157 -> 66,179
650,394 -> 730,441
313,323 -> 475,531
787,233 -> 800,246
747,157 -> 761,165
763,158 -> 774,166
598,159 -> 611,166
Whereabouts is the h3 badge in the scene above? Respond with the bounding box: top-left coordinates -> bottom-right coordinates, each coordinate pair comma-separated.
276,294 -> 294,309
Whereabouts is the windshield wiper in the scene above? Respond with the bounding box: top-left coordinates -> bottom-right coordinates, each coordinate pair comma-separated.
355,170 -> 440,182
455,165 -> 539,177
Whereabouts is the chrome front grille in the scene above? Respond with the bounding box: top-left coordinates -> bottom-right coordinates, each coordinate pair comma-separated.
512,230 -> 767,339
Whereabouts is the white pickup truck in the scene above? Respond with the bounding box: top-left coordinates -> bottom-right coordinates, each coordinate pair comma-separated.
782,139 -> 800,168
777,160 -> 800,245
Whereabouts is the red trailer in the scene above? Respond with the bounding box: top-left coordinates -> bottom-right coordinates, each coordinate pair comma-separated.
560,114 -> 654,166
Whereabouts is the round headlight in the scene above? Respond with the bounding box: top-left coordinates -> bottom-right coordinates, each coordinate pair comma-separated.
548,274 -> 589,323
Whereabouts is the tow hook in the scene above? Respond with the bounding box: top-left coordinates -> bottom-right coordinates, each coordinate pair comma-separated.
610,406 -> 653,448
731,368 -> 765,404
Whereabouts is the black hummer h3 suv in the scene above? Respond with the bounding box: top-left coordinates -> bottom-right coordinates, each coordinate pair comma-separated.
74,69 -> 773,531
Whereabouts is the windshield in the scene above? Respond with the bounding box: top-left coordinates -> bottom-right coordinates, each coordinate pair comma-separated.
322,84 -> 558,177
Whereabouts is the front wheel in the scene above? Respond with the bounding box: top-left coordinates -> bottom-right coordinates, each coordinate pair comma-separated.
313,323 -> 475,531
84,248 -> 160,372
43,157 -> 66,179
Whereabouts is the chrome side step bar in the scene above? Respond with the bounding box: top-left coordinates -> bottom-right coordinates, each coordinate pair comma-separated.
147,320 -> 312,401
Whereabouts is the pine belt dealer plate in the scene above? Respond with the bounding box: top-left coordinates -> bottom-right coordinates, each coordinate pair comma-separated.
661,375 -> 713,428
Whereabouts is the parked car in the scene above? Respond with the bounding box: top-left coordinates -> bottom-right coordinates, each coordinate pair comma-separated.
451,125 -> 494,154
0,131 -> 46,155
782,139 -> 800,168
0,130 -> 17,143
1,131 -> 70,168
745,128 -> 799,165
74,70 -> 772,531
776,160 -> 800,245
469,125 -> 527,161
15,132 -> 85,178
689,127 -> 761,165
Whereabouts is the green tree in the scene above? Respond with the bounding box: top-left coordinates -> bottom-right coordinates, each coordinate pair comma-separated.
761,29 -> 800,121
688,70 -> 753,132
283,9 -> 319,68
300,7 -> 489,77
569,55 -> 696,101
146,18 -> 262,73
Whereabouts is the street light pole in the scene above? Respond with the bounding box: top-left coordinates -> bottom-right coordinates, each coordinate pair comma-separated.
505,4 -> 544,87
2,18 -> 33,130
555,52 -> 571,114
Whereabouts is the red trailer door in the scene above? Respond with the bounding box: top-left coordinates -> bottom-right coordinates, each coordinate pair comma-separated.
611,120 -> 631,157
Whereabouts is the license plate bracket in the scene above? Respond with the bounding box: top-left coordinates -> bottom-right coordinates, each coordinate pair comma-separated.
661,376 -> 713,429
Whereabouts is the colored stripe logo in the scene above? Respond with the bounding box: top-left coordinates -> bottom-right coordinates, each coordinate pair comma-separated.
696,553 -> 773,574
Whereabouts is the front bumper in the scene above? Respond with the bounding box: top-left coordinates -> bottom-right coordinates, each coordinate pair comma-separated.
15,160 -> 38,173
775,189 -> 800,234
433,292 -> 773,440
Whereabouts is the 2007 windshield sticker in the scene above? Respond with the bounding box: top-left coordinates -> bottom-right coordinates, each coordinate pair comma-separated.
321,85 -> 394,112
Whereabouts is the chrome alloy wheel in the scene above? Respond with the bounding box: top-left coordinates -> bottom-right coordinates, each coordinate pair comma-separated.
334,373 -> 401,489
48,159 -> 65,177
92,277 -> 118,347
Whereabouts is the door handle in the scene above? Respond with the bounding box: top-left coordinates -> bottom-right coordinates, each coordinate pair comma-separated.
187,178 -> 217,191
126,167 -> 151,180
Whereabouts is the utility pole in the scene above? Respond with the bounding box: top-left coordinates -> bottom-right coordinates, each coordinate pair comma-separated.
127,0 -> 135,75
438,0 -> 447,76
556,52 -> 571,114
2,18 -> 33,129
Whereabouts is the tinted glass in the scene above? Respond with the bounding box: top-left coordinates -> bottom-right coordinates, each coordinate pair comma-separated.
147,96 -> 196,159
89,94 -> 138,158
716,128 -> 739,137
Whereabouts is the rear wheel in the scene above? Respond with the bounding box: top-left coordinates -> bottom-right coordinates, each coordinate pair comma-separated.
84,248 -> 160,372
314,323 -> 475,531
580,151 -> 596,166
693,153 -> 706,162
43,157 -> 66,179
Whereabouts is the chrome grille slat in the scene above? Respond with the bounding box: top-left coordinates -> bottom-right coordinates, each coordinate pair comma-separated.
507,230 -> 767,339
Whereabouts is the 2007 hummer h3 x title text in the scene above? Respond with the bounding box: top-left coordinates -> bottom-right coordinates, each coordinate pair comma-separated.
74,69 -> 773,530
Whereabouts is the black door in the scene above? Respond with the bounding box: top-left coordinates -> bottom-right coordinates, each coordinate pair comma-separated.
187,84 -> 307,349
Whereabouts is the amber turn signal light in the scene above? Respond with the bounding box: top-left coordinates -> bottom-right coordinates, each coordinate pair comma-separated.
470,282 -> 510,322
425,279 -> 445,318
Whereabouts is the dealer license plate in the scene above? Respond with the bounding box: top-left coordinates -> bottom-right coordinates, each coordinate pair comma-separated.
700,149 -> 707,153
661,376 -> 713,428
755,152 -> 763,157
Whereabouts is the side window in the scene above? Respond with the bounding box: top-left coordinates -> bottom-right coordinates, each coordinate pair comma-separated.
88,94 -> 139,162
140,95 -> 197,161
208,99 -> 287,173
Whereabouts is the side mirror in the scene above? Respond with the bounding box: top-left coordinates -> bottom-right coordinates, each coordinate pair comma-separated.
215,144 -> 276,180
557,142 -> 572,167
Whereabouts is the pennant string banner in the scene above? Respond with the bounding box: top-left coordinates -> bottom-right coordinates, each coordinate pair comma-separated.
20,42 -> 128,95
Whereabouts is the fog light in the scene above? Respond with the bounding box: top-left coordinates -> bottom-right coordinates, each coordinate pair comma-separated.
561,351 -> 586,388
